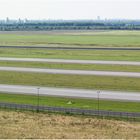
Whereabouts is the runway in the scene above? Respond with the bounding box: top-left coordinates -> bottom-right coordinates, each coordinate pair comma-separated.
0,66 -> 140,78
0,57 -> 140,66
0,84 -> 140,102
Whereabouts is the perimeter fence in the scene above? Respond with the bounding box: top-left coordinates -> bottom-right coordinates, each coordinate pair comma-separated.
0,102 -> 140,120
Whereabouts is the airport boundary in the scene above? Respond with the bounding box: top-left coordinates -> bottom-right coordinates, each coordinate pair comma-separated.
0,102 -> 140,120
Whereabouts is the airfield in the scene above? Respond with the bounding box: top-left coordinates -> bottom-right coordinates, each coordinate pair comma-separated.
0,30 -> 140,139
0,30 -> 140,113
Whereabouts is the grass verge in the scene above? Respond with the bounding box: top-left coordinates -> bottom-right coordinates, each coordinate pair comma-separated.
0,48 -> 140,61
0,71 -> 140,91
0,31 -> 140,47
0,61 -> 140,72
0,93 -> 140,112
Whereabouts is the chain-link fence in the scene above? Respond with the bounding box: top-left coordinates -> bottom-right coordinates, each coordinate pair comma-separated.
0,102 -> 140,119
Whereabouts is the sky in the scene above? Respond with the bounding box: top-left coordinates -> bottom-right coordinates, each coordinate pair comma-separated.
0,0 -> 140,20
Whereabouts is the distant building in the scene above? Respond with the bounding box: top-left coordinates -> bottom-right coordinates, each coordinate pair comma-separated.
97,16 -> 100,21
6,17 -> 10,23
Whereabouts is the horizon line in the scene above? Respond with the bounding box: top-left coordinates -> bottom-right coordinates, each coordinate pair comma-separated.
0,18 -> 140,21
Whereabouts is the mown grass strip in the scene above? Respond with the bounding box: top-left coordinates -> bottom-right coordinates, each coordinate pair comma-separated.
0,71 -> 140,92
0,33 -> 140,47
0,48 -> 140,61
0,61 -> 140,72
0,93 -> 140,112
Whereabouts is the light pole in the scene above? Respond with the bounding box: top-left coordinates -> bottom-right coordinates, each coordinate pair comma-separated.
97,91 -> 100,115
37,87 -> 40,112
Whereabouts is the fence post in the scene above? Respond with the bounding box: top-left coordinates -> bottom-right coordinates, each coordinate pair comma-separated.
97,91 -> 100,116
37,87 -> 40,112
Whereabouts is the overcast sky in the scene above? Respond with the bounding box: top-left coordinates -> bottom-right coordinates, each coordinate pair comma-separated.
0,0 -> 140,20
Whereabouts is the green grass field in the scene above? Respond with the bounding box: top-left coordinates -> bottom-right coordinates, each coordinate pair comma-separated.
0,71 -> 140,92
0,61 -> 140,72
0,48 -> 140,61
0,30 -> 140,47
0,30 -> 140,113
0,93 -> 140,112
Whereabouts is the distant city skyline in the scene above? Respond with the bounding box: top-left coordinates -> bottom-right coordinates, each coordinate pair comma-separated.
0,0 -> 140,20
1,17 -> 140,21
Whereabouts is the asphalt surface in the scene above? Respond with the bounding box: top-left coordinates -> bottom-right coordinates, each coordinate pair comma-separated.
0,57 -> 140,66
1,46 -> 140,50
0,66 -> 140,78
0,84 -> 140,102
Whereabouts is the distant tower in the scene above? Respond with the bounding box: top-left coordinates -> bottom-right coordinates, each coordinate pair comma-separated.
18,18 -> 22,23
6,17 -> 10,23
97,16 -> 100,21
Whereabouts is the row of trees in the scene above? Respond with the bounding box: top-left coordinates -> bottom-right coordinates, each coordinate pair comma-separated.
0,21 -> 140,31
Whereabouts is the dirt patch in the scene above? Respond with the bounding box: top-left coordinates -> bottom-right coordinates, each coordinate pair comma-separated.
0,110 -> 140,139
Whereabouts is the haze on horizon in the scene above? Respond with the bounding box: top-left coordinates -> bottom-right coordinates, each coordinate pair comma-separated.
0,0 -> 140,20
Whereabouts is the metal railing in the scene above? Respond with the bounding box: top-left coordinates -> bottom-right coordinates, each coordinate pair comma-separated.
0,102 -> 140,119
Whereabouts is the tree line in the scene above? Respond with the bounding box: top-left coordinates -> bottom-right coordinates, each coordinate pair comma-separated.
0,21 -> 140,31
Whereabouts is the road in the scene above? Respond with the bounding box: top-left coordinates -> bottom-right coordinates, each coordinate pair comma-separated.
0,66 -> 140,78
1,46 -> 140,50
0,84 -> 140,102
0,57 -> 140,66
